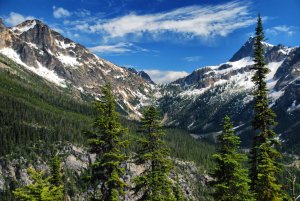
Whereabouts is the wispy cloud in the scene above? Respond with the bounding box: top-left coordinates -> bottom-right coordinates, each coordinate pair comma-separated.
86,1 -> 255,40
53,6 -> 71,18
266,25 -> 297,36
74,9 -> 91,18
89,42 -> 148,54
144,69 -> 189,84
4,12 -> 34,26
183,56 -> 202,62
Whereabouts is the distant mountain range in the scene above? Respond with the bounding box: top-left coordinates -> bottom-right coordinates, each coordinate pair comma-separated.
1,18 -> 300,152
159,36 -> 300,150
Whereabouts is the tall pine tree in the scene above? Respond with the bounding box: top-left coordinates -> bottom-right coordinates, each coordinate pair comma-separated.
249,14 -> 284,201
86,84 -> 128,201
212,115 -> 254,201
133,106 -> 176,201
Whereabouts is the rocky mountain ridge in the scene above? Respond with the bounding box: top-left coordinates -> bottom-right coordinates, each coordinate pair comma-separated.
159,37 -> 300,150
0,19 -> 156,119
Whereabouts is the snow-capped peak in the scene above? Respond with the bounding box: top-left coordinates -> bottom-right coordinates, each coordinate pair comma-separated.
262,41 -> 274,47
11,20 -> 37,35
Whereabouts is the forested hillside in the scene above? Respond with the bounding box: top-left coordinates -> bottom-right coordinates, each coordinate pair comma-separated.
0,53 -> 215,200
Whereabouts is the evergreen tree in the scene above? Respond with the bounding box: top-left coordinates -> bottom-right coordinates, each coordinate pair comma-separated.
133,106 -> 176,201
50,155 -> 63,187
13,168 -> 64,201
211,115 -> 254,201
86,84 -> 128,201
249,14 -> 284,200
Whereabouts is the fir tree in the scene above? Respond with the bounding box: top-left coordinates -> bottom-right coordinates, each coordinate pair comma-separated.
13,168 -> 64,201
86,84 -> 128,201
133,106 -> 176,201
249,14 -> 284,200
50,155 -> 63,187
211,115 -> 254,201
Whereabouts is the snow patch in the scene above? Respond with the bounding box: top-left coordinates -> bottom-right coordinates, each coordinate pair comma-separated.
57,54 -> 80,67
287,100 -> 300,113
11,21 -> 36,35
25,42 -> 38,49
0,47 -> 66,87
262,41 -> 274,47
227,57 -> 254,70
269,90 -> 284,106
34,62 -> 67,87
99,60 -> 104,66
55,39 -> 76,49
180,87 -> 209,97
266,61 -> 284,88
208,57 -> 254,73
77,87 -> 84,93
266,61 -> 285,105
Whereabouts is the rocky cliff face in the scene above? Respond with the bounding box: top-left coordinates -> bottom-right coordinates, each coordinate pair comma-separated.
0,143 -> 205,201
0,19 -> 156,118
159,38 -> 300,149
127,67 -> 155,85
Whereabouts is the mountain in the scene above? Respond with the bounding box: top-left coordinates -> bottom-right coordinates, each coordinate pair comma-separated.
0,44 -> 214,201
159,37 -> 300,151
126,67 -> 155,84
0,20 -> 211,199
1,18 -> 300,152
0,19 -> 156,119
1,17 -> 300,200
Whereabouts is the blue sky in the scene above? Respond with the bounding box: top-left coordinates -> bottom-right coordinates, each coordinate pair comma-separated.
0,0 -> 299,83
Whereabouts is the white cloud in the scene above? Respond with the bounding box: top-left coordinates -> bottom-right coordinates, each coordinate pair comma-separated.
183,56 -> 202,62
88,1 -> 255,39
266,25 -> 296,36
89,42 -> 148,54
74,9 -> 91,17
5,12 -> 34,26
53,6 -> 71,18
144,69 -> 189,84
75,23 -> 90,31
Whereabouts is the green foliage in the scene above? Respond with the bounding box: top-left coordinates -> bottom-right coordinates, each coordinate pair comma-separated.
0,53 -> 93,156
86,84 -> 128,201
133,106 -> 176,201
211,116 -> 254,201
50,155 -> 63,187
249,15 -> 285,200
13,168 -> 64,201
164,128 -> 215,171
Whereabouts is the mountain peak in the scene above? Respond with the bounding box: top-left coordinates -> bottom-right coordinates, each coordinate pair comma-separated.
229,37 -> 276,62
11,19 -> 39,35
126,67 -> 155,84
0,18 -> 156,118
229,37 -> 255,62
